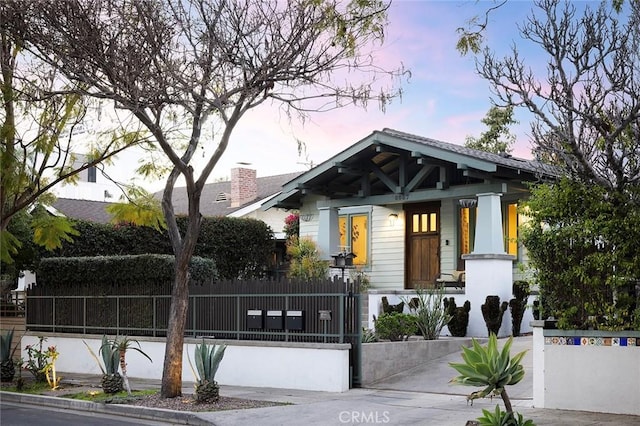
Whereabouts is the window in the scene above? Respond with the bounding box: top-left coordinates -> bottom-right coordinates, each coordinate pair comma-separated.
457,202 -> 518,258
504,203 -> 518,256
459,207 -> 476,257
338,212 -> 369,266
87,166 -> 97,183
411,212 -> 438,234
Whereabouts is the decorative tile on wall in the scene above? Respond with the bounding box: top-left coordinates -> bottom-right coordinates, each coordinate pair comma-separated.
545,335 -> 640,347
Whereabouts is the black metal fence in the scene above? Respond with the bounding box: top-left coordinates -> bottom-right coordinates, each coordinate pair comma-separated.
26,276 -> 363,386
26,277 -> 360,337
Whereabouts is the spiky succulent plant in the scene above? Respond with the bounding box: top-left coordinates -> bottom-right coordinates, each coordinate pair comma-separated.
188,340 -> 226,403
84,336 -> 123,394
1,329 -> 17,382
450,334 -> 526,414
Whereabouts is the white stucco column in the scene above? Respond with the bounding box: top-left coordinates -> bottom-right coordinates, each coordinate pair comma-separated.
317,206 -> 339,261
473,192 -> 506,254
531,320 -> 545,408
463,192 -> 515,337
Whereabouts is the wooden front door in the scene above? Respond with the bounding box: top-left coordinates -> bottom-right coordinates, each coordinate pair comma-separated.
405,203 -> 440,289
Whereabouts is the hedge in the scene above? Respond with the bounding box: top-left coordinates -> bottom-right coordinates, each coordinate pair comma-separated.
35,254 -> 218,295
43,216 -> 275,280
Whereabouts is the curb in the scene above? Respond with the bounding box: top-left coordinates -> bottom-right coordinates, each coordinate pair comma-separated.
0,391 -> 214,426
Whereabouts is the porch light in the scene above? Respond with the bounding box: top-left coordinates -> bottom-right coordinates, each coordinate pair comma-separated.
388,213 -> 398,226
458,198 -> 477,208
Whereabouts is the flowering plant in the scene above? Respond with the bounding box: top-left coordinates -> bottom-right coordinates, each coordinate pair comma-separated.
284,213 -> 299,240
24,336 -> 59,385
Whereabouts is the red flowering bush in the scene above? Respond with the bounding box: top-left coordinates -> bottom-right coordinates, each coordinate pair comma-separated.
284,213 -> 299,240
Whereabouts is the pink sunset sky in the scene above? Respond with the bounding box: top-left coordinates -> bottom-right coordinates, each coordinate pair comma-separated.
111,0 -> 556,191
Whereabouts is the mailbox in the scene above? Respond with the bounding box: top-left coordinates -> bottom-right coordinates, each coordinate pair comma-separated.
331,251 -> 356,268
286,310 -> 305,331
247,309 -> 264,329
266,310 -> 284,330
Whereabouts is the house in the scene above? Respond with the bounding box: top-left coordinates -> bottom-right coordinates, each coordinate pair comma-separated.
263,128 -> 558,337
51,198 -> 115,224
160,168 -> 303,273
163,168 -> 303,240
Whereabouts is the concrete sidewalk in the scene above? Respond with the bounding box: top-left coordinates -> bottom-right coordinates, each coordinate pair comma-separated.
3,336 -> 639,425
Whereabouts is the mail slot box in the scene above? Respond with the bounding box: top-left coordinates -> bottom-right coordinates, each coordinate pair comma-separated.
247,309 -> 264,329
286,310 -> 305,331
266,310 -> 284,330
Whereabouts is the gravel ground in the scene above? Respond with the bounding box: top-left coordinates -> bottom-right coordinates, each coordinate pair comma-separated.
1,378 -> 284,412
126,393 -> 284,412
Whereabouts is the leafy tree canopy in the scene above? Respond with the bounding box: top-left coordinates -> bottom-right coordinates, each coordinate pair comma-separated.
465,105 -> 517,154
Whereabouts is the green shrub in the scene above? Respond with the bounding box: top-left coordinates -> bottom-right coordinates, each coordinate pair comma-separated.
286,237 -> 328,281
521,178 -> 639,330
36,254 -> 217,293
42,216 -> 274,280
374,312 -> 417,341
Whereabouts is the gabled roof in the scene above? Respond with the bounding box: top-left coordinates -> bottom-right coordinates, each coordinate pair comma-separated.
52,198 -> 114,224
163,171 -> 303,217
264,128 -> 558,209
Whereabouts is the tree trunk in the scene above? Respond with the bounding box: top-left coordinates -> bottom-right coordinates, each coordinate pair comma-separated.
119,349 -> 131,395
500,389 -> 513,414
160,254 -> 191,398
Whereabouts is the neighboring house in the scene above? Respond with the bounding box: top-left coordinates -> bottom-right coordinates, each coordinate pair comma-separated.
52,166 -> 302,237
160,168 -> 303,273
264,128 -> 557,336
163,168 -> 303,240
51,198 -> 115,224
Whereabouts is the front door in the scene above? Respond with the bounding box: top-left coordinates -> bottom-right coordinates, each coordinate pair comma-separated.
405,203 -> 440,289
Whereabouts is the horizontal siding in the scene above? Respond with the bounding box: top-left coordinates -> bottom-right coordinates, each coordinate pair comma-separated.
439,199 -> 457,274
369,206 -> 404,289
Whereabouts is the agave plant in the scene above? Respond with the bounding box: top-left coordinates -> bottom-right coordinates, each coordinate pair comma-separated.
1,328 -> 18,382
84,336 -> 123,394
188,340 -> 226,403
477,404 -> 535,426
449,334 -> 526,415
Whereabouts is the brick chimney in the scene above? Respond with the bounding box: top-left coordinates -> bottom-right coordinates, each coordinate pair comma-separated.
230,167 -> 257,208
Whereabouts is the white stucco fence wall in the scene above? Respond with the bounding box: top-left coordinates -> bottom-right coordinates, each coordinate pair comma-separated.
367,290 -> 535,338
20,333 -> 351,392
532,323 -> 640,415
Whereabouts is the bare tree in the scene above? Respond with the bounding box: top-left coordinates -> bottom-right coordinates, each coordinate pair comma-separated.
476,0 -> 640,192
17,0 -> 406,397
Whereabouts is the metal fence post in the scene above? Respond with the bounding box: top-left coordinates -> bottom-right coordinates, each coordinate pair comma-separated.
153,296 -> 157,337
83,296 -> 87,335
116,296 -> 120,335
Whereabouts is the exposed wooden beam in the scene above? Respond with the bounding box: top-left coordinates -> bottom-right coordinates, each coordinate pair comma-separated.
319,183 -> 509,208
438,166 -> 449,189
369,160 -> 400,193
405,164 -> 434,193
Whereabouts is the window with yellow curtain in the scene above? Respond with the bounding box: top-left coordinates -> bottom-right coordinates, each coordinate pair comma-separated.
505,203 -> 518,256
338,214 -> 368,265
459,207 -> 476,256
